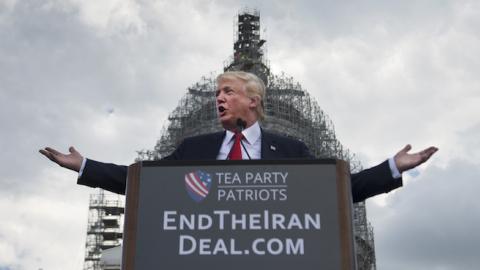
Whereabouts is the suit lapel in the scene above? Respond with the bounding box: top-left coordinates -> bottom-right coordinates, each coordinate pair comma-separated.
204,131 -> 226,159
261,130 -> 281,159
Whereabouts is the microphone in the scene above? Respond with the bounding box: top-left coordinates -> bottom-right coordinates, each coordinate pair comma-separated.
236,118 -> 247,131
236,118 -> 251,160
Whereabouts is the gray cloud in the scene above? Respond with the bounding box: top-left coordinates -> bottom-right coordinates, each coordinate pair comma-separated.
368,158 -> 480,269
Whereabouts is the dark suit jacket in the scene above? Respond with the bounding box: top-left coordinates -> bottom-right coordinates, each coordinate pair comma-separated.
78,130 -> 402,202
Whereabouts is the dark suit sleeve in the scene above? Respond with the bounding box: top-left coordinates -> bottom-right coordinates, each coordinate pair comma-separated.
267,135 -> 402,202
77,159 -> 128,195
294,140 -> 403,202
77,142 -> 185,194
351,160 -> 403,203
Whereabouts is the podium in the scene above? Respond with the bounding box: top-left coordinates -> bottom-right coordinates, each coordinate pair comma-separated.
121,159 -> 356,270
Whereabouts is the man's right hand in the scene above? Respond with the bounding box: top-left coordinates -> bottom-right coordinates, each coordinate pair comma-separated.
39,146 -> 84,172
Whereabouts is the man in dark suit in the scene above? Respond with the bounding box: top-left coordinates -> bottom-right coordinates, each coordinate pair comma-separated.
40,71 -> 438,202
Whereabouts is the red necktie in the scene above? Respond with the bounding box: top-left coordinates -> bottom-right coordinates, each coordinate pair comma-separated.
228,132 -> 243,160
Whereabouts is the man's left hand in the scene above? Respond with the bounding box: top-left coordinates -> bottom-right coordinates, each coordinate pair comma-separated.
394,144 -> 439,173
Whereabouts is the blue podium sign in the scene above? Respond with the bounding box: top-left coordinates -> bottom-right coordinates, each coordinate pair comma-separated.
122,159 -> 355,270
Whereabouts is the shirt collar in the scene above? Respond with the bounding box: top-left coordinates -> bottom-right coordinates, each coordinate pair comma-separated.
225,121 -> 261,145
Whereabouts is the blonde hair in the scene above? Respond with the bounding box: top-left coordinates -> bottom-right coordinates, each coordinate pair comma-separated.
216,71 -> 266,120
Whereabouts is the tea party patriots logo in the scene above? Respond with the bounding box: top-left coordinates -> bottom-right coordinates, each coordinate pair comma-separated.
184,170 -> 212,202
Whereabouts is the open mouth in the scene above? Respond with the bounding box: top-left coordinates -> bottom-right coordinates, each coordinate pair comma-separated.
218,106 -> 226,116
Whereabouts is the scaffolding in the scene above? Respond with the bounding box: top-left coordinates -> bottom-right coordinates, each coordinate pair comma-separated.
83,190 -> 124,270
354,201 -> 377,270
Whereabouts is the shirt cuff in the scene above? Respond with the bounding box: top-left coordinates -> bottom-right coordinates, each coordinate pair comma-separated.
78,157 -> 87,178
388,157 -> 402,179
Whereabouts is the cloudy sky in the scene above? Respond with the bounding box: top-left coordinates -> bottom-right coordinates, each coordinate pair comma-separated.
1,0 -> 479,269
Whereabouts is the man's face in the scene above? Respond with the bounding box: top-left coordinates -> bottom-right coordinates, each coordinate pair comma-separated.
216,77 -> 257,130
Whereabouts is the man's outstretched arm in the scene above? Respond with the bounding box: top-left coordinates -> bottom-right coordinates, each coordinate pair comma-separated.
39,146 -> 128,194
351,144 -> 438,202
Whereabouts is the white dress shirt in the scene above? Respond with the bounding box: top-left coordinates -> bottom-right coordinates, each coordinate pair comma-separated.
216,121 -> 262,160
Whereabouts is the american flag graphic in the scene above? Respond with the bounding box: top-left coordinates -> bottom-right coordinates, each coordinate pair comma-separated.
184,170 -> 212,202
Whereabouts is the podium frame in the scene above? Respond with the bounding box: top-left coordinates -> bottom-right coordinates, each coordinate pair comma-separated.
121,159 -> 356,270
